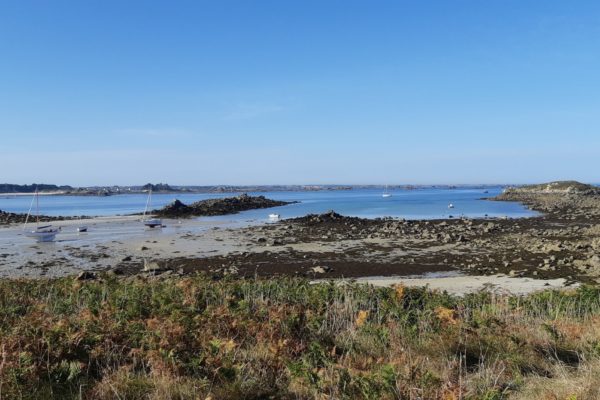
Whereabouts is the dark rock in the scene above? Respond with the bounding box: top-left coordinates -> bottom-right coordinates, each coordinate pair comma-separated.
76,271 -> 97,280
153,199 -> 192,218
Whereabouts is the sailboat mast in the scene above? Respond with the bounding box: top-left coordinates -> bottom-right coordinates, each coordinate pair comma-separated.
23,190 -> 36,230
143,189 -> 152,218
36,190 -> 39,226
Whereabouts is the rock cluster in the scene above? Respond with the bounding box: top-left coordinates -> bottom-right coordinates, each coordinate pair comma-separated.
155,194 -> 295,218
0,209 -> 76,225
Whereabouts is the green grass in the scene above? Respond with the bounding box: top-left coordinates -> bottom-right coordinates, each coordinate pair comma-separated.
0,275 -> 599,399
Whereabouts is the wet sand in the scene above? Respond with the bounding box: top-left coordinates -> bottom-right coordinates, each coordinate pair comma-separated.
0,216 -> 247,277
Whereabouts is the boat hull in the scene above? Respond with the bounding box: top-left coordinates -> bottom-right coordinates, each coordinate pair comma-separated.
143,218 -> 162,228
26,229 -> 59,242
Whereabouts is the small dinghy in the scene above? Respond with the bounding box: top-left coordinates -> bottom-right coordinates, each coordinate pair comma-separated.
77,226 -> 88,233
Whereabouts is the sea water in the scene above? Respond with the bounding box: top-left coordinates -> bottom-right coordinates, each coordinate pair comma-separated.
0,187 -> 536,221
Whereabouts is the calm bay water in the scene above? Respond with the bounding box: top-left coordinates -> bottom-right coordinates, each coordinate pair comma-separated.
0,187 -> 536,221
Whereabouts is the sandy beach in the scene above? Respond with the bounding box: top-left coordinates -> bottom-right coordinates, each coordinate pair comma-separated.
347,273 -> 576,295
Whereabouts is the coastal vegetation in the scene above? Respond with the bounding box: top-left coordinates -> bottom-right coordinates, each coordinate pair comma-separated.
1,274 -> 599,399
501,181 -> 600,195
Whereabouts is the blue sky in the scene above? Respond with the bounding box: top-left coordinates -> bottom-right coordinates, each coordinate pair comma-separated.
1,1 -> 599,185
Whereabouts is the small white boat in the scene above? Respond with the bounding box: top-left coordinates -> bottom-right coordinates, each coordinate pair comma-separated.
23,190 -> 59,242
268,213 -> 280,220
77,226 -> 88,233
26,225 -> 60,242
382,184 -> 392,198
448,203 -> 455,209
142,189 -> 162,228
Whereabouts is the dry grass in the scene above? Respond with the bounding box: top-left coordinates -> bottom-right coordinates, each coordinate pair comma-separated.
0,275 -> 599,399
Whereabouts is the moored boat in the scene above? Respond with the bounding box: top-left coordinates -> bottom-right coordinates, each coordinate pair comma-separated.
142,189 -> 162,228
382,184 -> 392,198
23,190 -> 59,242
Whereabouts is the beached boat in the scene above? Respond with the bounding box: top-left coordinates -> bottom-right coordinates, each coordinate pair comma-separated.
142,190 -> 162,228
77,226 -> 88,233
382,185 -> 392,198
23,190 -> 59,242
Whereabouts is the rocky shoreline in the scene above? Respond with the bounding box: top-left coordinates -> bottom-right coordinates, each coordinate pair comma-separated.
117,181 -> 600,284
0,210 -> 86,225
492,181 -> 600,220
3,181 -> 600,287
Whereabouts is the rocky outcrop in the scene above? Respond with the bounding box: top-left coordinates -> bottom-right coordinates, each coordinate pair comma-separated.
292,210 -> 350,224
154,194 -> 295,218
493,181 -> 600,219
499,181 -> 600,196
155,200 -> 193,217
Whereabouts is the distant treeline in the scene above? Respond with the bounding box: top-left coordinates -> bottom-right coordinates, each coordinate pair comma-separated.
0,183 -> 73,193
141,183 -> 175,192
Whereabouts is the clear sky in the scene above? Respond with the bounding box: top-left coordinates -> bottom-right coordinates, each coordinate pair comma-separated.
1,1 -> 599,186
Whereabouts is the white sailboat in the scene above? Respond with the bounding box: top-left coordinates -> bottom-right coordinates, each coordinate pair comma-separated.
382,184 -> 392,198
142,189 -> 162,228
24,189 -> 59,242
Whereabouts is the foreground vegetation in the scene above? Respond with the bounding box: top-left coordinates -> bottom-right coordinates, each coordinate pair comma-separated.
1,275 -> 600,399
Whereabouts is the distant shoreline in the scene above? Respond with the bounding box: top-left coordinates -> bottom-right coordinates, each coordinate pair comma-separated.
0,184 -> 510,197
